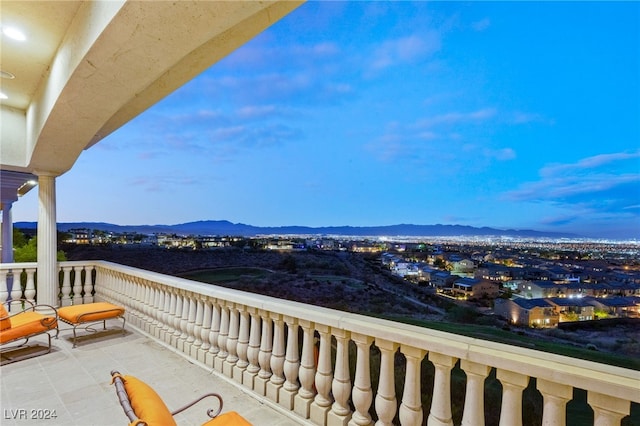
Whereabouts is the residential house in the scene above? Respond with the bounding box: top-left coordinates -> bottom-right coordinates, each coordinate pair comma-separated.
451,277 -> 499,300
494,298 -> 559,328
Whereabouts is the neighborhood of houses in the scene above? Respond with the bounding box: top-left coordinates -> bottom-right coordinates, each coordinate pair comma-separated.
381,248 -> 640,328
59,227 -> 640,328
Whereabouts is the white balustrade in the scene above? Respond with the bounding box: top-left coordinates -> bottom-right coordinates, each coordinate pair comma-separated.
4,260 -> 638,426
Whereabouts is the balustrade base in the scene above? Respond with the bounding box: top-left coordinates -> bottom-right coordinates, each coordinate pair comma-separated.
310,402 -> 331,426
242,370 -> 257,390
196,348 -> 208,363
327,410 -> 352,426
294,394 -> 313,419
266,381 -> 282,403
254,376 -> 270,396
223,360 -> 237,378
233,365 -> 247,384
205,352 -> 219,368
279,387 -> 298,410
214,356 -> 226,373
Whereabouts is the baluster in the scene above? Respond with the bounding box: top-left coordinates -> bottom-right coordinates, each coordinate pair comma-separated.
207,302 -> 221,366
349,333 -> 374,426
142,283 -> 154,332
178,293 -> 190,352
84,265 -> 95,302
255,310 -> 273,396
233,307 -> 250,384
24,267 -> 36,303
60,266 -> 73,306
184,295 -> 198,354
496,369 -> 529,426
72,266 -> 83,305
158,288 -> 171,342
279,316 -> 300,410
537,379 -> 572,426
190,297 -> 204,359
267,313 -> 285,403
134,278 -> 147,329
460,360 -> 491,426
165,290 -> 177,343
224,304 -> 240,377
587,392 -> 630,426
199,299 -> 212,362
310,324 -> 334,425
215,303 -> 230,373
149,286 -> 160,336
328,329 -> 352,425
155,286 -> 166,338
0,269 -> 9,304
294,319 -> 316,418
9,269 -> 21,302
427,353 -> 457,426
243,307 -> 262,389
399,345 -> 426,426
172,292 -> 184,347
375,339 -> 398,426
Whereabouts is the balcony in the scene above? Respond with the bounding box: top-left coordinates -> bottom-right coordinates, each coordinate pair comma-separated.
2,260 -> 639,426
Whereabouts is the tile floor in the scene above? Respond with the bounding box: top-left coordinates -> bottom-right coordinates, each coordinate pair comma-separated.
1,324 -> 307,426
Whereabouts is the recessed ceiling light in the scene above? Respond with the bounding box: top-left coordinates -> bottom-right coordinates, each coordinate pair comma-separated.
2,26 -> 26,41
0,70 -> 15,79
0,92 -> 8,100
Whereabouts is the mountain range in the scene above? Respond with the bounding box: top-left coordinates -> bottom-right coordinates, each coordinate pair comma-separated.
14,220 -> 580,239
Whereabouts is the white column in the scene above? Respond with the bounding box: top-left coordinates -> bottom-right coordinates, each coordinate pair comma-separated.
234,307 -> 250,383
349,332 -> 374,426
294,319 -> 316,419
374,339 -> 398,426
255,310 -> 273,396
310,324 -> 333,425
537,379 -> 572,426
427,353 -> 457,426
588,392 -> 630,426
243,307 -> 262,389
328,329 -> 352,426
280,316 -> 300,410
36,173 -> 58,307
460,360 -> 491,426
267,313 -> 286,403
496,369 -> 529,426
1,202 -> 13,263
399,345 -> 426,426
224,304 -> 240,377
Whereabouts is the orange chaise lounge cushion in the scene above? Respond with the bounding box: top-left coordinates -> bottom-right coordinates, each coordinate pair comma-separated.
0,308 -> 57,344
57,302 -> 124,324
120,375 -> 251,426
121,375 -> 177,426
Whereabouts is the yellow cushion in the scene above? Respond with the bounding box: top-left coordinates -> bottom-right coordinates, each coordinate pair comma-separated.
0,312 -> 57,343
58,302 -> 124,324
202,411 -> 252,426
0,304 -> 10,331
122,375 -> 177,426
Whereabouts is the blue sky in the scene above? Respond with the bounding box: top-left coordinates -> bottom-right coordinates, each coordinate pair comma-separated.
14,1 -> 640,239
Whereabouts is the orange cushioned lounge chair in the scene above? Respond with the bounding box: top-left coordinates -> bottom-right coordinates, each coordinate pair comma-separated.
110,371 -> 251,426
0,299 -> 58,363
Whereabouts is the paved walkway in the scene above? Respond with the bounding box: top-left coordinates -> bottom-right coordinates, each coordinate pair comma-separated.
1,325 -> 305,426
